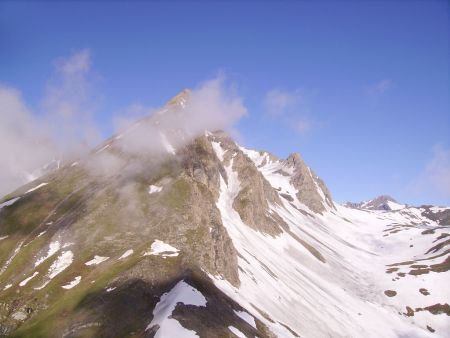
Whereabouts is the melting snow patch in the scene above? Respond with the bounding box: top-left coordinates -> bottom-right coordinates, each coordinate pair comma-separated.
228,326 -> 246,338
62,276 -> 81,289
26,183 -> 48,194
3,284 -> 12,290
149,185 -> 163,194
85,255 -> 109,266
0,235 -> 8,241
35,241 -> 61,267
233,310 -> 256,329
48,251 -> 73,279
119,249 -> 134,259
71,161 -> 79,167
19,272 -> 39,286
37,231 -> 47,238
145,280 -> 207,337
106,287 -> 116,292
144,240 -> 179,257
0,197 -> 20,209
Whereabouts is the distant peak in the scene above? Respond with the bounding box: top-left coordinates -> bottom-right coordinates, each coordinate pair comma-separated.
370,195 -> 397,204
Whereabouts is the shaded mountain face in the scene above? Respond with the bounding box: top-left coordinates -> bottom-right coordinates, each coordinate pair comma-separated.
0,92 -> 449,338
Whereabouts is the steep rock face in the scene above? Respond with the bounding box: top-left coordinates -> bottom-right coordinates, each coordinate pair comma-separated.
209,133 -> 285,236
284,153 -> 334,213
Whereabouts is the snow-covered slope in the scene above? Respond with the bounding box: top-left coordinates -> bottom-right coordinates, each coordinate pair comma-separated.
208,138 -> 449,337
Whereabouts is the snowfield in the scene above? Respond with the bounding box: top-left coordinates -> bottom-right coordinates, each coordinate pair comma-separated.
211,142 -> 449,338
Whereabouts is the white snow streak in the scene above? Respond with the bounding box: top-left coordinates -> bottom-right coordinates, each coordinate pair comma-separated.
19,272 -> 39,286
62,276 -> 81,289
85,255 -> 109,266
119,249 -> 134,260
25,182 -> 48,194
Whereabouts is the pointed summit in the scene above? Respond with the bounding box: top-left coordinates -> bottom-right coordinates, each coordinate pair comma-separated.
166,88 -> 191,108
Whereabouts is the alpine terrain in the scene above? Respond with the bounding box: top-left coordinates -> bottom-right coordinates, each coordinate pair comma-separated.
0,91 -> 449,338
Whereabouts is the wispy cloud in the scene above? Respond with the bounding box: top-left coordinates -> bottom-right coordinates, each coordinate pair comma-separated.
43,49 -> 102,149
412,144 -> 450,204
263,88 -> 314,134
366,79 -> 393,98
264,89 -> 304,116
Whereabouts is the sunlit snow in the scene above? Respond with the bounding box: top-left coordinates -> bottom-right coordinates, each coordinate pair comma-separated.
145,280 -> 207,337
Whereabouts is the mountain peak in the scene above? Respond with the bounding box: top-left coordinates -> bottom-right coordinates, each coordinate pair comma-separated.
165,88 -> 191,108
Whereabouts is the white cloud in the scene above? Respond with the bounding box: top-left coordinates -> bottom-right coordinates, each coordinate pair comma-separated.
0,86 -> 57,195
0,49 -> 101,197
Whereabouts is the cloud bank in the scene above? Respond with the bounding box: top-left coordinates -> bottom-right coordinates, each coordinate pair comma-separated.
0,52 -> 248,197
0,49 -> 102,197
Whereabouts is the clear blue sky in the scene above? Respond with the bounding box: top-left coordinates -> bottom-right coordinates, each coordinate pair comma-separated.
1,1 -> 449,205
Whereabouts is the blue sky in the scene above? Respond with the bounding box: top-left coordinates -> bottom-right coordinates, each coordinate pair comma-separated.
0,1 -> 449,205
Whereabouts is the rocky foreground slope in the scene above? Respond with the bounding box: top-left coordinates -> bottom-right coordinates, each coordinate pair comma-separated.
0,93 -> 449,338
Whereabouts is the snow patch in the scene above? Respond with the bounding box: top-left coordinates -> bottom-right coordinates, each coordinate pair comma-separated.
145,280 -> 207,337
19,272 -> 39,286
48,251 -> 73,279
233,310 -> 256,329
35,241 -> 61,267
387,200 -> 405,211
3,284 -> 12,290
0,197 -> 20,209
149,185 -> 163,194
0,235 -> 8,241
228,326 -> 246,338
62,276 -> 81,289
85,255 -> 109,266
211,141 -> 225,162
106,287 -> 116,292
119,249 -> 134,260
144,240 -> 179,257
